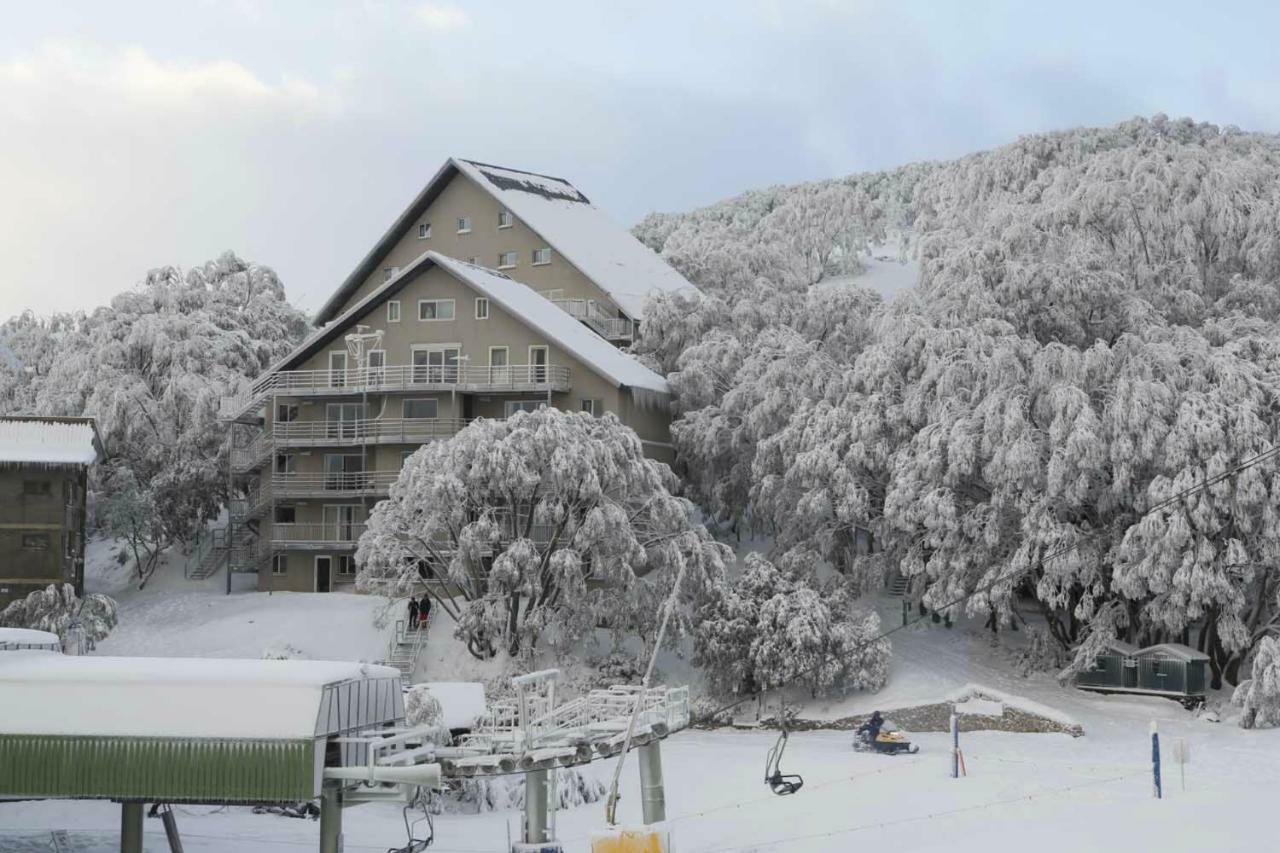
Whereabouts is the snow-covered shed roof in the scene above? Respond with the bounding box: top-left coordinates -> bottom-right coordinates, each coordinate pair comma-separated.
0,416 -> 103,467
421,681 -> 486,730
0,628 -> 60,650
1135,643 -> 1210,663
315,157 -> 700,324
0,652 -> 400,740
278,251 -> 669,395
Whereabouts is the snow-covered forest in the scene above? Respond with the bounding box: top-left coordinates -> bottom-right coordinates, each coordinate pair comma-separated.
0,253 -> 307,583
634,115 -> 1280,690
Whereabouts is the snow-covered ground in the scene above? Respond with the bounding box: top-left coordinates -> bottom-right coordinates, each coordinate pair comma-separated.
2,716 -> 1276,852
4,540 -> 1279,851
85,537 -> 395,664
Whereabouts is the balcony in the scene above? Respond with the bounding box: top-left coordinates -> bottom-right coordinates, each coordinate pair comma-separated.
551,299 -> 633,342
271,522 -> 367,548
223,363 -> 571,420
231,418 -> 468,471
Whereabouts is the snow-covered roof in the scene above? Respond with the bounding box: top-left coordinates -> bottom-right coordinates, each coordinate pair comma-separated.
0,417 -> 102,466
432,254 -> 669,393
421,681 -> 486,730
0,628 -> 60,650
0,652 -> 399,740
1135,643 -> 1210,663
280,252 -> 669,394
453,159 -> 699,320
1102,639 -> 1139,656
315,157 -> 700,324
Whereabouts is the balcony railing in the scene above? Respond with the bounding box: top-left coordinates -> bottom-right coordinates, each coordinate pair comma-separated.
271,471 -> 400,498
271,522 -> 367,546
223,363 -> 570,419
232,418 -> 470,471
551,299 -> 633,341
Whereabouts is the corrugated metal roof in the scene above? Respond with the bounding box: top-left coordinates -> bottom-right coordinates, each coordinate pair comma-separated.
0,734 -> 317,802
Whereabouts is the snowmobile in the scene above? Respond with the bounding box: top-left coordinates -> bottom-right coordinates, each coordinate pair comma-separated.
853,719 -> 919,755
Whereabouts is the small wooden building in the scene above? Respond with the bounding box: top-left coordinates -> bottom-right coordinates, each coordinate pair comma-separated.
0,416 -> 103,608
1075,640 -> 1210,703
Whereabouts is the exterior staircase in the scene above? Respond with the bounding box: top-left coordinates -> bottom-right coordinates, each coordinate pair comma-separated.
188,528 -> 230,580
386,613 -> 431,683
886,570 -> 909,597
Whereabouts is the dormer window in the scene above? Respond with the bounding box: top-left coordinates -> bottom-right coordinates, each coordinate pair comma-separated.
498,251 -> 517,270
457,216 -> 472,234
383,266 -> 399,281
498,210 -> 513,229
418,223 -> 432,239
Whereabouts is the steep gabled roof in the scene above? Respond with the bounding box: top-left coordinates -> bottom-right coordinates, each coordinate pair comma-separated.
280,251 -> 669,395
316,158 -> 699,325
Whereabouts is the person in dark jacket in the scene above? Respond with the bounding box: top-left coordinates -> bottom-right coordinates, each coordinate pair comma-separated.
418,594 -> 432,626
859,711 -> 885,742
407,597 -> 419,630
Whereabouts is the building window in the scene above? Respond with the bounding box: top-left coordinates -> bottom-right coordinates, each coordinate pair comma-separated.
21,533 -> 50,551
387,300 -> 401,323
383,266 -> 400,281
337,555 -> 356,576
367,350 -> 385,382
497,251 -> 517,270
504,400 -> 545,416
418,222 -> 432,239
467,256 -> 479,265
274,506 -> 296,524
498,209 -> 513,229
276,403 -> 299,423
475,297 -> 489,319
403,398 -> 439,419
581,399 -> 602,416
457,216 -> 472,234
532,247 -> 552,266
275,453 -> 296,475
418,299 -> 455,321
23,480 -> 52,497
272,555 -> 288,576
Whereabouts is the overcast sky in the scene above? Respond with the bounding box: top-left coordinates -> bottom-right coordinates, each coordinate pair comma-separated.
3,0 -> 1278,320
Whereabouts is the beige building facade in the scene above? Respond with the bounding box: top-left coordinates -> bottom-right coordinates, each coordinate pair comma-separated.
0,417 -> 102,608
225,159 -> 694,593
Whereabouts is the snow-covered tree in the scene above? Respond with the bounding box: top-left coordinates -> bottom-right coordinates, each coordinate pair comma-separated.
694,554 -> 889,697
0,583 -> 117,645
1234,636 -> 1280,729
356,408 -> 731,659
643,115 -> 1280,688
14,253 -> 308,584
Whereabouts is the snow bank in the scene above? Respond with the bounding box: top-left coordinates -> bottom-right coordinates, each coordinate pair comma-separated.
421,681 -> 487,730
945,683 -> 1080,729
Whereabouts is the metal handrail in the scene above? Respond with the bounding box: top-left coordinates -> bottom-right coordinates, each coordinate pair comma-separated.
551,299 -> 632,340
225,363 -> 571,415
269,470 -> 400,495
272,522 -> 368,544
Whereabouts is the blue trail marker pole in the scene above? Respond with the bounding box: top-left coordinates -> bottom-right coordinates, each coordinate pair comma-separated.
1150,721 -> 1162,799
950,712 -> 959,779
